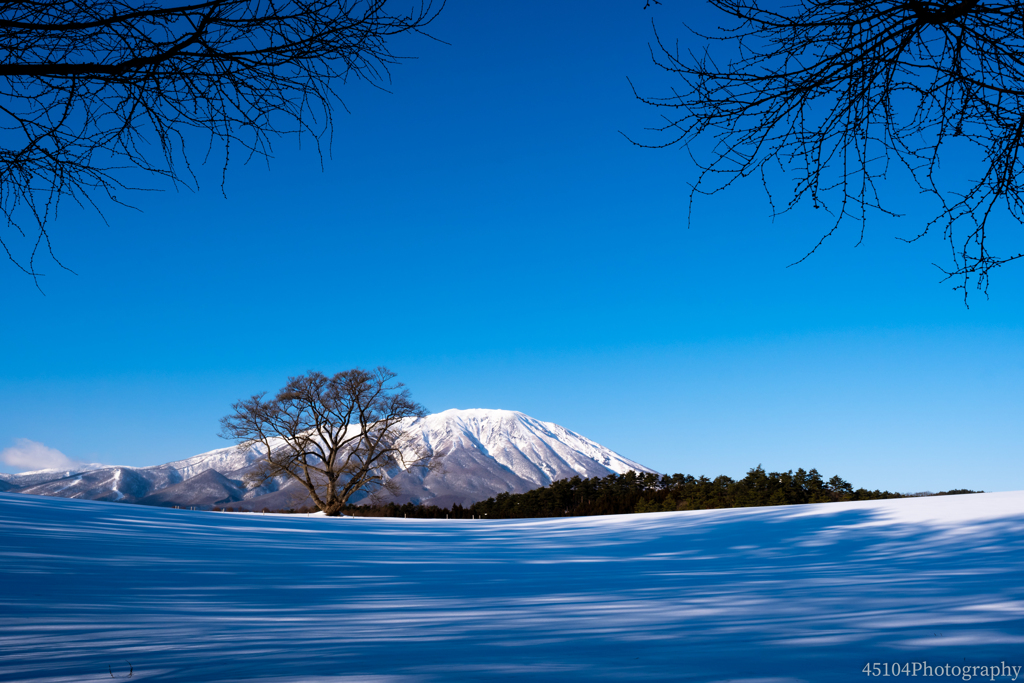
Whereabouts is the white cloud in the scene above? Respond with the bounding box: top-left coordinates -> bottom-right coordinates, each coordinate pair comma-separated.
0,438 -> 84,473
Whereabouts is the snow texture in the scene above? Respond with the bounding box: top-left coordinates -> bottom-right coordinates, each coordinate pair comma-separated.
2,490 -> 1023,682
0,409 -> 656,509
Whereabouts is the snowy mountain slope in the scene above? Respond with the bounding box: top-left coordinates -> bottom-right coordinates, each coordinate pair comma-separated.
138,469 -> 247,508
5,441 -> 285,506
13,465 -> 169,502
0,465 -> 103,489
4,409 -> 655,509
382,408 -> 657,507
2,491 -> 1021,682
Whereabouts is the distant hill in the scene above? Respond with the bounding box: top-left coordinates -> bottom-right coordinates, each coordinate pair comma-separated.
1,409 -> 656,510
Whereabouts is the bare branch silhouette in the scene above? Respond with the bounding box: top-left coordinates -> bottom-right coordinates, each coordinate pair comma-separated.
220,367 -> 437,516
632,0 -> 1024,302
0,0 -> 441,290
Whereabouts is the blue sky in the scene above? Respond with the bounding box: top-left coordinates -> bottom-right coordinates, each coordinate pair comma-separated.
2,1 -> 1022,493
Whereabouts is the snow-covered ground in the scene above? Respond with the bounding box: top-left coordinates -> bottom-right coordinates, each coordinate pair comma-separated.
2,491 -> 1023,682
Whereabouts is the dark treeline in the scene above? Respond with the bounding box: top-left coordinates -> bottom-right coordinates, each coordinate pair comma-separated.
332,467 -> 981,520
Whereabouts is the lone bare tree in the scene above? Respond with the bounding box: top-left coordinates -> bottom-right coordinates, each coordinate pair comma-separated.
220,367 -> 434,516
0,0 -> 441,289
634,0 -> 1024,301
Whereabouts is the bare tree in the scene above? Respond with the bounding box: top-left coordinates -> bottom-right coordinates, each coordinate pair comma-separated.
219,367 -> 434,516
0,0 -> 441,289
633,0 -> 1024,302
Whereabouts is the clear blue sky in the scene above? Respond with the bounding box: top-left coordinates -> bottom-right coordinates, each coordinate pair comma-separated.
2,1 -> 1022,493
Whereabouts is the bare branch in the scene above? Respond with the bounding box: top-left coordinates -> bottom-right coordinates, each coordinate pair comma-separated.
221,367 -> 433,516
633,0 -> 1024,302
0,0 -> 442,291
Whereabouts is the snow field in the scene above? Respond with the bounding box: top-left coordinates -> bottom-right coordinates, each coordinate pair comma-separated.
1,491 -> 1023,682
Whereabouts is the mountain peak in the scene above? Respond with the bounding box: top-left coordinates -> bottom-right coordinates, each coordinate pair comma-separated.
386,408 -> 657,507
427,408 -> 528,422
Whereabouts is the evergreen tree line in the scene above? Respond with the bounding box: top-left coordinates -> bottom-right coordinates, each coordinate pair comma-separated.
333,467 -> 981,520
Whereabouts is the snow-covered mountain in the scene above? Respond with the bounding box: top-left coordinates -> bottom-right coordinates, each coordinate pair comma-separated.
2,409 -> 656,509
389,409 -> 655,507
0,442 -> 270,506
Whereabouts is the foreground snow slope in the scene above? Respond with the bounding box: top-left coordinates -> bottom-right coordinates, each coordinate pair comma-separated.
1,492 -> 1023,682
